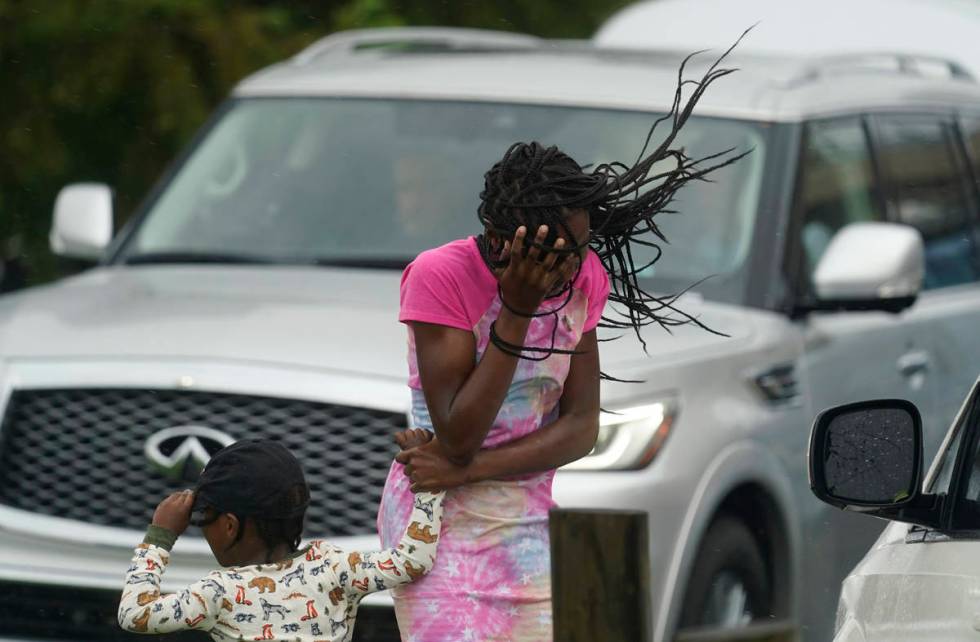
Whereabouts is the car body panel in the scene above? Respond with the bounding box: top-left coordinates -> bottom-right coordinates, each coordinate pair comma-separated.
836,534 -> 980,641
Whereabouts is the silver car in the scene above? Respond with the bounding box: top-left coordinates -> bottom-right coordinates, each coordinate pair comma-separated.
3,28 -> 980,642
809,376 -> 980,641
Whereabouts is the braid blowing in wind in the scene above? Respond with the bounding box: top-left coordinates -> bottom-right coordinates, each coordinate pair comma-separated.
476,33 -> 753,378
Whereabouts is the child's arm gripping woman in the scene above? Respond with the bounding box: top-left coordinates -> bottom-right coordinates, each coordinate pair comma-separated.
117,430 -> 445,637
329,429 -> 445,600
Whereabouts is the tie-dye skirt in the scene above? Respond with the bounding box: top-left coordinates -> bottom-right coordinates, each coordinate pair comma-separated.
378,461 -> 555,641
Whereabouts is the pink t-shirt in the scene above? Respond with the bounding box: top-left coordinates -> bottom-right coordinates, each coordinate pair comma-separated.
398,236 -> 609,391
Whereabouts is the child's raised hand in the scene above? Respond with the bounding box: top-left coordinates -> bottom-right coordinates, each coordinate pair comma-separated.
394,428 -> 433,451
151,489 -> 195,536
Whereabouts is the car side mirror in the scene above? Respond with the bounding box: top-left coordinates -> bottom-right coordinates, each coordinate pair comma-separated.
809,399 -> 940,528
811,222 -> 924,314
50,183 -> 113,261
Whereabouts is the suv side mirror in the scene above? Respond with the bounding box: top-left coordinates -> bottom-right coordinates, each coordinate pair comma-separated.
50,183 -> 113,261
811,222 -> 924,314
809,399 -> 939,528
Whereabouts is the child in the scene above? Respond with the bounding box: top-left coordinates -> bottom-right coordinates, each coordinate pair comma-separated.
118,430 -> 442,642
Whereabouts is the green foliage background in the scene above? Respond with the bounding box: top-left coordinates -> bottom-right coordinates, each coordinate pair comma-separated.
0,0 -> 632,286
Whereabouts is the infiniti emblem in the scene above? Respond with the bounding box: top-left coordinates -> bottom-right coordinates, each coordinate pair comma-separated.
144,425 -> 235,483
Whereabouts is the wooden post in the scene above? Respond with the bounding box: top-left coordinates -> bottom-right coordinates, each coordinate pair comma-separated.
550,508 -> 651,642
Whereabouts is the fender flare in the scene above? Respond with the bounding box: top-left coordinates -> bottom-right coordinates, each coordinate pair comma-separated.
655,440 -> 803,641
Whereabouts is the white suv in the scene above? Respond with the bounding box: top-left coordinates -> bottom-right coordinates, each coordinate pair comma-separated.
3,28 -> 980,642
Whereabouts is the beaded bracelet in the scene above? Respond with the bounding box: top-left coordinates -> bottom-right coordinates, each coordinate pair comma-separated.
497,282 -> 575,319
488,320 -> 582,361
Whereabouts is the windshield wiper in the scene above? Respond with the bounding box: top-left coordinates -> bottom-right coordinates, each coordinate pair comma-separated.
123,252 -> 411,270
310,257 -> 410,270
122,251 -> 279,266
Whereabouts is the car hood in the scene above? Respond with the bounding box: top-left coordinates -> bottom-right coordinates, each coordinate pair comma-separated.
0,266 -> 757,379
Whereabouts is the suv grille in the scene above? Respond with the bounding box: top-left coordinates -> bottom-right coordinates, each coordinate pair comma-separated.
0,388 -> 405,536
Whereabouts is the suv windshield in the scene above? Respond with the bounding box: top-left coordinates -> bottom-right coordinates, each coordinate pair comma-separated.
117,98 -> 767,301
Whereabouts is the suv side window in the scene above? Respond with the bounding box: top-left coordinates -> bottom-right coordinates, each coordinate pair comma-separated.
959,116 -> 980,250
797,118 -> 884,278
961,117 -> 980,183
945,386 -> 980,530
875,115 -> 979,289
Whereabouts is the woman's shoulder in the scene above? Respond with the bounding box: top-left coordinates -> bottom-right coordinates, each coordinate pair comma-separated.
404,237 -> 494,289
400,237 -> 496,330
409,237 -> 480,270
575,248 -> 609,291
575,249 -> 610,332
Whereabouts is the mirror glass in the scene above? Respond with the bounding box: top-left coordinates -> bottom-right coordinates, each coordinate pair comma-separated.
822,406 -> 916,504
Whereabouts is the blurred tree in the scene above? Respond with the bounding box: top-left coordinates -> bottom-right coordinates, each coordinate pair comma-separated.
0,0 -> 631,287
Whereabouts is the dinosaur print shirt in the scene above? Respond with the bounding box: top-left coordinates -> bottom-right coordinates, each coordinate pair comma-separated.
118,491 -> 443,642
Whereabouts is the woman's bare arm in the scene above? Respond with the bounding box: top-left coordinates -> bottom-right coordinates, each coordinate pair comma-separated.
413,226 -> 578,465
412,317 -> 523,465
398,330 -> 601,489
468,330 -> 600,480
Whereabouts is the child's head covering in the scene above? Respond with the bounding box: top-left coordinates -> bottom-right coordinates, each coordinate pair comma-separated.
193,439 -> 310,519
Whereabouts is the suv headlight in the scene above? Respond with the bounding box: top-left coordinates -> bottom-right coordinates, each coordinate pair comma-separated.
561,400 -> 676,471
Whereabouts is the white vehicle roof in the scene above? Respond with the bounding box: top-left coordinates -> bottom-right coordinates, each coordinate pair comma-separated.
233,27 -> 980,123
596,0 -> 980,77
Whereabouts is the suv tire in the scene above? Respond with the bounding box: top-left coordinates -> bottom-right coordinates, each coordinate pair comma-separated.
679,515 -> 771,630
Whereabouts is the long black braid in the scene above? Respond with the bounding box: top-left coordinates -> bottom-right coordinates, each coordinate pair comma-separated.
476,33 -> 753,381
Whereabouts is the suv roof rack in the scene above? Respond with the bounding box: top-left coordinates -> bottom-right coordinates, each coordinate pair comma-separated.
791,52 -> 974,84
292,27 -> 541,65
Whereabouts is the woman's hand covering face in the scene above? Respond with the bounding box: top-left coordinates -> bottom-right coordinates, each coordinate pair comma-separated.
494,225 -> 580,315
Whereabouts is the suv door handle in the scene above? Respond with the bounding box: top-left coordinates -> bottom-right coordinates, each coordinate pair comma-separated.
897,350 -> 931,378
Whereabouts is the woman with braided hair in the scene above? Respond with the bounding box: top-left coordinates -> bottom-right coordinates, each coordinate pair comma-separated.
377,42 -> 748,641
